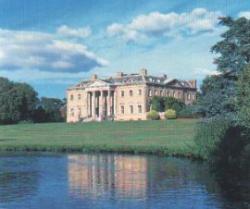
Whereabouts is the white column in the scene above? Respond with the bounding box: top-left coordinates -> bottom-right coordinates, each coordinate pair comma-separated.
99,91 -> 103,120
113,91 -> 116,117
92,91 -> 96,119
87,92 -> 90,117
107,90 -> 110,117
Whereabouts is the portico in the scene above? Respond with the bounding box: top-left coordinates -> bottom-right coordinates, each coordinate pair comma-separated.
86,80 -> 116,121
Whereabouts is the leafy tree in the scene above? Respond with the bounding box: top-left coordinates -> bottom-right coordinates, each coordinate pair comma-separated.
151,96 -> 185,114
236,64 -> 250,129
196,16 -> 250,120
163,97 -> 185,114
37,97 -> 65,122
0,77 -> 38,124
151,96 -> 165,112
212,17 -> 250,74
196,73 -> 236,118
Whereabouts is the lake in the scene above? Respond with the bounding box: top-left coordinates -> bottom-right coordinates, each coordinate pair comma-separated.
0,153 -> 248,209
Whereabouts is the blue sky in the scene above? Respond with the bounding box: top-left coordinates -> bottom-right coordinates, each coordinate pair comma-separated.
0,0 -> 249,98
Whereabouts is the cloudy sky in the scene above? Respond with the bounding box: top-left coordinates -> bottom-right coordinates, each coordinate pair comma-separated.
0,0 -> 249,98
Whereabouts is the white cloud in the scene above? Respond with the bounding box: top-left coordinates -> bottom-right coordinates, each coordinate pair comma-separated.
57,25 -> 92,38
238,11 -> 250,19
107,8 -> 222,42
194,68 -> 220,76
0,28 -> 108,73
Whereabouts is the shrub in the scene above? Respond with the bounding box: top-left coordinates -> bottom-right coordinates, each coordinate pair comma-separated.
164,97 -> 185,114
151,96 -> 165,112
147,110 -> 160,120
178,105 -> 197,118
164,109 -> 177,119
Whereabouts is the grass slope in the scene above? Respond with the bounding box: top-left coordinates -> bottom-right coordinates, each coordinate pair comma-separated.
0,119 -> 198,157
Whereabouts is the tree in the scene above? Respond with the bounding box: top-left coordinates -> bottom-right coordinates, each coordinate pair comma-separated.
236,64 -> 250,129
212,17 -> 250,75
0,77 -> 38,124
37,97 -> 65,122
196,73 -> 236,118
196,16 -> 250,119
151,96 -> 165,112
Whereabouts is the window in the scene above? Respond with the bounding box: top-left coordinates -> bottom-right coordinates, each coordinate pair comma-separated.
70,108 -> 74,117
129,90 -> 133,96
138,105 -> 142,113
155,90 -> 158,96
173,91 -> 176,98
138,89 -> 142,95
178,91 -> 181,98
187,93 -> 191,100
121,91 -> 125,97
70,95 -> 74,101
78,94 -> 81,100
130,105 -> 134,114
121,106 -> 125,114
149,90 -> 152,96
160,90 -> 163,96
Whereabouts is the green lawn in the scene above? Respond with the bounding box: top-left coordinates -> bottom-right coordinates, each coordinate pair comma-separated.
0,119 -> 198,157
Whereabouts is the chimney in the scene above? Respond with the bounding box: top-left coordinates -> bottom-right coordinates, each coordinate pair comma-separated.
189,80 -> 197,88
91,74 -> 98,81
140,68 -> 148,76
116,72 -> 124,78
162,74 -> 167,79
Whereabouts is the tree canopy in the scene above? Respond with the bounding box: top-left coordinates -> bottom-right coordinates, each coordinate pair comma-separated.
196,16 -> 250,120
0,77 -> 38,124
0,77 -> 65,124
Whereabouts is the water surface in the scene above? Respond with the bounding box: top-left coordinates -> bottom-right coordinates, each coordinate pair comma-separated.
0,153 -> 248,209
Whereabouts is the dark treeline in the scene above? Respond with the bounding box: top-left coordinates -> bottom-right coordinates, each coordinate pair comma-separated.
194,16 -> 250,208
0,77 -> 66,124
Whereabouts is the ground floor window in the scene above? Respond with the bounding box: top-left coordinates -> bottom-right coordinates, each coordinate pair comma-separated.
130,105 -> 134,114
138,105 -> 142,113
121,106 -> 124,114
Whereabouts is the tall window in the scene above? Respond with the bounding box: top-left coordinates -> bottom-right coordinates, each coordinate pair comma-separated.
149,90 -> 152,96
121,106 -> 124,114
70,95 -> 74,101
121,91 -> 125,97
70,108 -> 74,117
178,91 -> 181,99
173,91 -> 176,98
129,90 -> 133,96
78,94 -> 81,100
187,93 -> 191,100
130,105 -> 134,114
138,105 -> 142,113
138,89 -> 142,95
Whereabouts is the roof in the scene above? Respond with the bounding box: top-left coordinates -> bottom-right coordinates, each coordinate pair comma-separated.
68,72 -> 196,90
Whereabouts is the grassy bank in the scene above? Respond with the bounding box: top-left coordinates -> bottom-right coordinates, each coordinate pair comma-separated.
0,119 -> 198,157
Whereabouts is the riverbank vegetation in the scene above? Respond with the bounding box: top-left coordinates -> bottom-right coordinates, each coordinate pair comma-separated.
0,119 -> 198,157
194,16 -> 250,193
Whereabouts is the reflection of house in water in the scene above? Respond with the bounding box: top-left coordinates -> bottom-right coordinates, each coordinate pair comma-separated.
114,156 -> 147,198
68,154 -> 148,199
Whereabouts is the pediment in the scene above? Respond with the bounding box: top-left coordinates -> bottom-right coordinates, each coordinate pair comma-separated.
88,80 -> 111,88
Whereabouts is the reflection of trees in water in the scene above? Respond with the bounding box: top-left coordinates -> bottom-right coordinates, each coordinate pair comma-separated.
0,171 -> 39,203
0,157 -> 39,203
192,161 -> 250,209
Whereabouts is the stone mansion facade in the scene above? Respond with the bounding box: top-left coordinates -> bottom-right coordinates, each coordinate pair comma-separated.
66,69 -> 197,122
